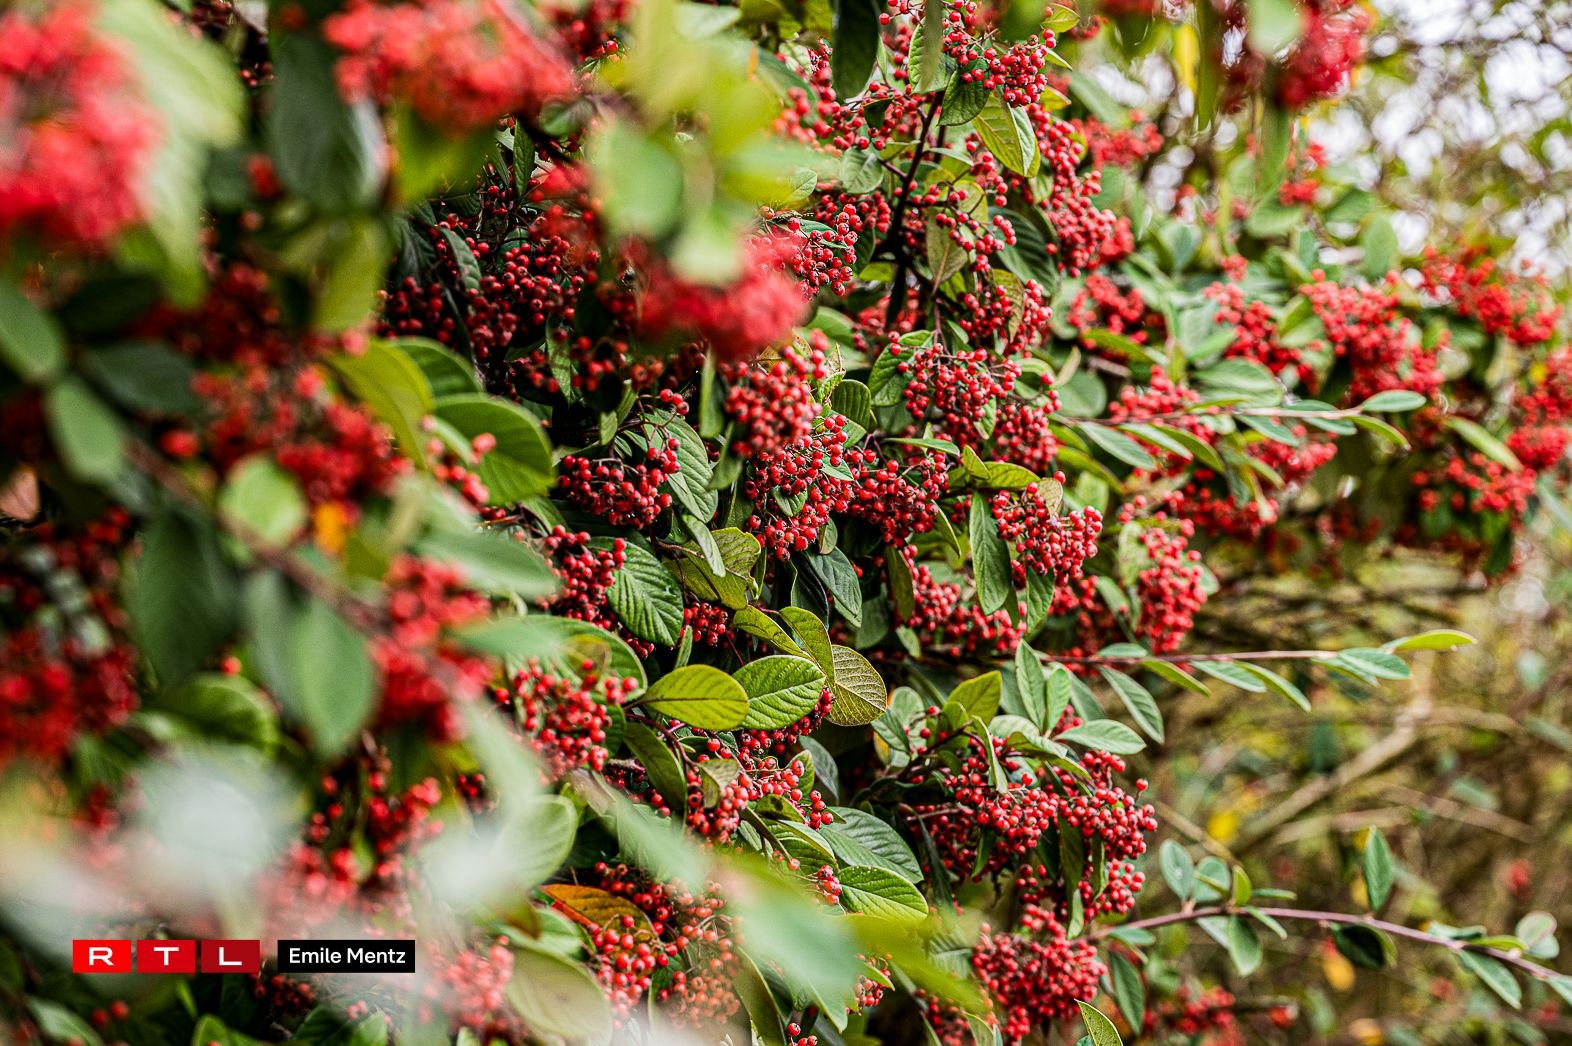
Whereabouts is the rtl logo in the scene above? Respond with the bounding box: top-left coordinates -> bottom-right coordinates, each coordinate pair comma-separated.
72,940 -> 261,974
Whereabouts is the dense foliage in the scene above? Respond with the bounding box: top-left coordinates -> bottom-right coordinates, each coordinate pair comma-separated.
3,0 -> 1572,1043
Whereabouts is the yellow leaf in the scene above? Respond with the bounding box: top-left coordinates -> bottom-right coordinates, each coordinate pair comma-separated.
1173,24 -> 1200,96
1206,809 -> 1239,844
1323,946 -> 1355,992
313,501 -> 349,555
1347,1017 -> 1383,1044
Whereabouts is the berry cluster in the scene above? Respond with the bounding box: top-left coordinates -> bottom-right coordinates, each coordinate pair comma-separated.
0,1 -> 158,250
990,484 -> 1103,581
323,0 -> 576,131
559,443 -> 680,527
505,659 -> 637,776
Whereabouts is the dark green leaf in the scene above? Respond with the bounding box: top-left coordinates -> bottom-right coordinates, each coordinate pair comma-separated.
1099,667 -> 1163,742
832,0 -> 882,98
127,510 -> 238,685
969,490 -> 1013,615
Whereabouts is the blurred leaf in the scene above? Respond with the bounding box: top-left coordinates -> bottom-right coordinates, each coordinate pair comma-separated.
219,456 -> 307,549
44,379 -> 126,484
0,281 -> 65,383
128,509 -> 239,686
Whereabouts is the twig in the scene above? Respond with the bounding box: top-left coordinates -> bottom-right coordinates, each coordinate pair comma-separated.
1095,904 -> 1563,983
125,441 -> 386,631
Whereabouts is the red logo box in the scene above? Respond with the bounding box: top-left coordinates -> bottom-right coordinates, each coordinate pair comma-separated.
72,939 -> 131,974
199,939 -> 260,974
137,939 -> 197,974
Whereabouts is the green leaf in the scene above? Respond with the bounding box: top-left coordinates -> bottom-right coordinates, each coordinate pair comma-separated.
1226,916 -> 1263,975
458,615 -> 640,687
604,543 -> 685,645
925,215 -> 970,285
127,510 -> 239,686
737,656 -> 827,728
832,0 -> 882,98
826,644 -> 889,726
1247,0 -> 1303,53
191,1016 -> 265,1046
399,338 -> 482,398
821,808 -> 922,882
417,528 -> 559,599
1057,719 -> 1145,755
662,415 -> 719,521
836,865 -> 928,921
0,281 -> 65,384
45,379 -> 126,484
1257,103 -> 1292,197
289,596 -> 375,757
1446,416 -> 1523,470
1046,662 -> 1073,731
330,341 -> 434,467
780,606 -> 834,667
1015,643 -> 1047,728
622,722 -> 687,808
1099,667 -> 1163,742
1358,389 -> 1426,413
1458,950 -> 1522,1009
1362,828 -> 1394,909
950,672 -> 1003,722
1331,648 -> 1411,681
969,490 -> 1013,615
1142,658 -> 1210,696
734,606 -> 805,656
838,147 -> 885,195
80,341 -> 200,414
507,947 -> 614,1042
1160,839 -> 1196,898
1109,952 -> 1144,1029
1076,1001 -> 1124,1046
1349,413 -> 1410,448
1193,660 -> 1268,692
590,121 -> 683,240
156,673 -> 279,756
1240,663 -> 1310,711
640,664 -> 749,730
267,34 -> 384,212
669,528 -> 760,609
1360,215 -> 1398,280
941,61 -> 990,126
434,394 -> 555,501
219,456 -> 307,549
809,547 -> 864,626
1333,924 -> 1394,970
318,218 -> 390,333
31,1001 -> 104,1046
1382,629 -> 1476,653
972,92 -> 1039,177
1084,424 -> 1158,470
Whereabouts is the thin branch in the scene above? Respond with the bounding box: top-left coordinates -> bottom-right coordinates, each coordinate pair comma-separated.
1096,904 -> 1563,984
125,441 -> 386,631
1040,648 -> 1339,666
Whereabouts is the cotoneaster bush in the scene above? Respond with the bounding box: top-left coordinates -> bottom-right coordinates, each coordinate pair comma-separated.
1,0 -> 1571,1043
